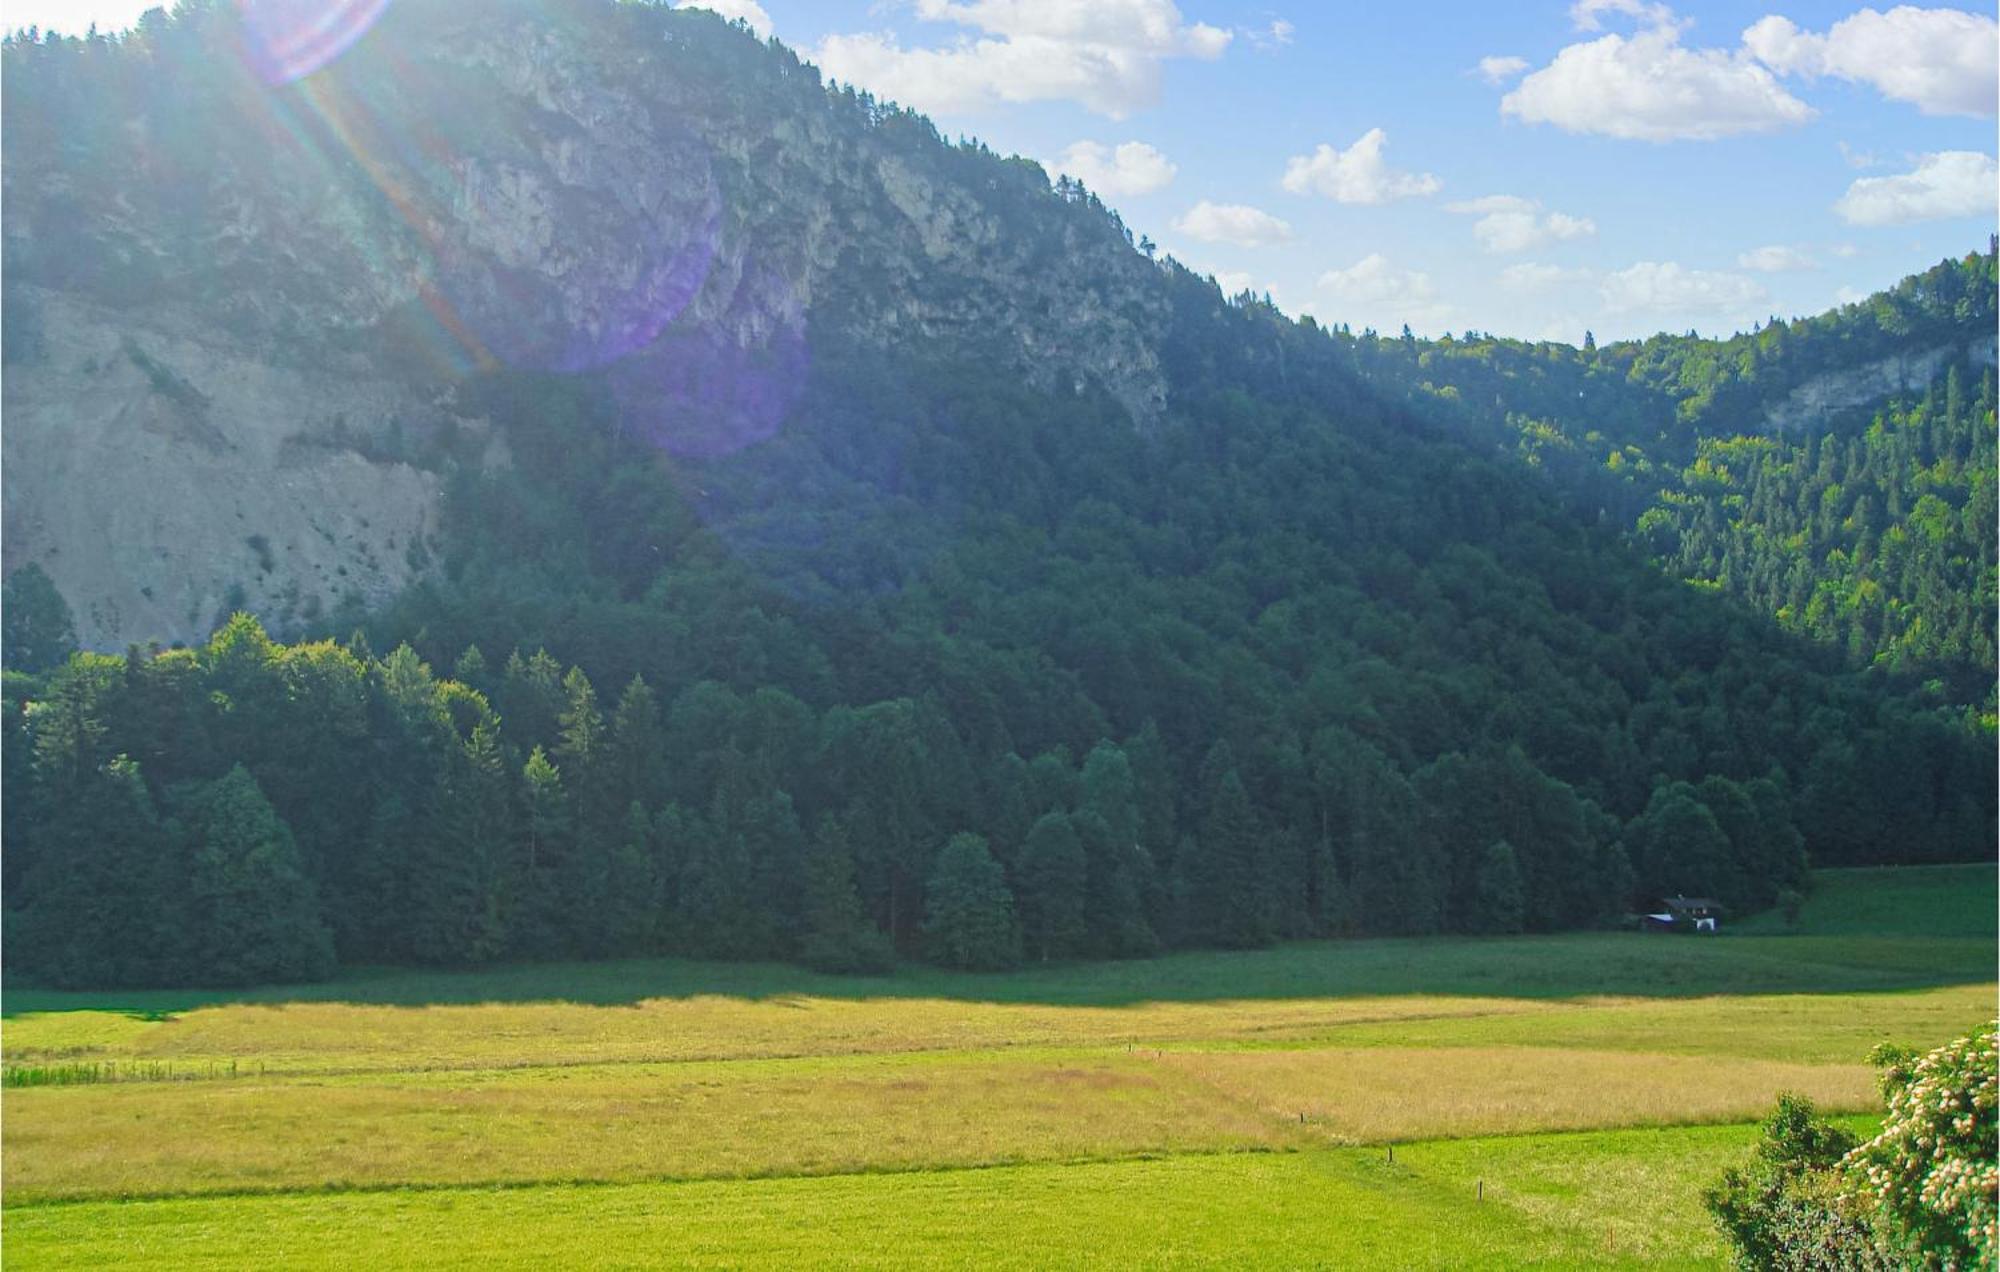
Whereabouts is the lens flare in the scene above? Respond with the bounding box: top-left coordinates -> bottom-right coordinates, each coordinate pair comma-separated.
608,317 -> 808,458
435,150 -> 724,375
239,0 -> 392,85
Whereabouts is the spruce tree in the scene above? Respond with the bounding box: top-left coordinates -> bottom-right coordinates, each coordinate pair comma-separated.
608,674 -> 667,812
2,562 -> 76,673
408,719 -> 511,965
183,764 -> 335,985
602,801 -> 661,956
515,746 -> 571,957
1073,808 -> 1160,957
1470,841 -> 1526,935
799,815 -> 893,973
1015,811 -> 1087,960
923,833 -> 1018,970
10,755 -> 186,987
1197,767 -> 1274,948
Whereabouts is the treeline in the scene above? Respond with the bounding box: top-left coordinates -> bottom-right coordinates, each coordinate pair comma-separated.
4,615 -> 1806,986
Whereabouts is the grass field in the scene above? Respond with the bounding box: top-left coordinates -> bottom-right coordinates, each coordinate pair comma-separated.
4,863 -> 1991,1267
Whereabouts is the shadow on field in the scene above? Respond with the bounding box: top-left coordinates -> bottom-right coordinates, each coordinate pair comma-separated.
5,865 -> 1992,1019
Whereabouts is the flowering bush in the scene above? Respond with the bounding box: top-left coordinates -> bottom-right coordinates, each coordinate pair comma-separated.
1843,1022 -> 1998,1270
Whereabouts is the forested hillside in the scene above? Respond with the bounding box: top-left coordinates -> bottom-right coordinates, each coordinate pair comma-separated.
2,1 -> 1992,988
1339,252 -> 1998,702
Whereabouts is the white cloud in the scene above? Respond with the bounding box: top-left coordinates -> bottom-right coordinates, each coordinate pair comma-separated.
1570,0 -> 1677,31
1054,140 -> 1178,196
1209,268 -> 1258,296
1838,140 -> 1883,169
1834,284 -> 1870,305
1744,7 -> 1998,118
1280,129 -> 1441,204
1499,262 -> 1592,291
1315,253 -> 1454,332
816,0 -> 1230,119
1502,10 -> 1814,141
1250,18 -> 1294,51
676,0 -> 772,38
1601,261 -> 1767,315
1830,242 -> 1861,258
1833,150 -> 2000,225
1446,194 -> 1596,253
1737,245 -> 1818,272
1172,200 -> 1294,246
1477,55 -> 1530,84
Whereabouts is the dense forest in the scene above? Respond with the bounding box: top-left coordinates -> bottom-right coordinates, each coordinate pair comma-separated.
2,2 -> 1993,987
1332,253 -> 1999,701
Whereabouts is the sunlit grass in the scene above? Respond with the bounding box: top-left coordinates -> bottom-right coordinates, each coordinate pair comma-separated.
1734,863 -> 1998,938
1161,1044 -> 1875,1142
2,864 -> 1986,1266
4,1122 -> 1846,1270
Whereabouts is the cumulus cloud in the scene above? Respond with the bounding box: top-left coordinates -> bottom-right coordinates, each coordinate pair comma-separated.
815,0 -> 1230,119
676,0 -> 772,37
1054,140 -> 1178,196
1477,55 -> 1530,84
1446,194 -> 1596,253
1315,253 -> 1454,332
1501,7 -> 1814,141
1601,261 -> 1767,315
1281,129 -> 1441,204
1172,200 -> 1295,246
1744,7 -> 1998,118
1737,245 -> 1818,272
1833,150 -> 2000,225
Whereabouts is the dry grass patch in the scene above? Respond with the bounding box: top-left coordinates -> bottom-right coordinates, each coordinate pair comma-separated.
1158,1044 -> 1877,1142
2,994 -> 1560,1078
1294,984 -> 1993,1064
3,1049 -> 1300,1202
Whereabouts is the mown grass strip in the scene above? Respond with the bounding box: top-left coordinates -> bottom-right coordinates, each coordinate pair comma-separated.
2,1124 -> 1804,1270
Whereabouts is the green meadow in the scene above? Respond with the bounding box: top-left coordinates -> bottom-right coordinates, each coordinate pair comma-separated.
5,864 -> 1993,1268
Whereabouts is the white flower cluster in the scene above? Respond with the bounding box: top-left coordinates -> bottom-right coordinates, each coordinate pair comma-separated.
1843,1022 -> 1998,1266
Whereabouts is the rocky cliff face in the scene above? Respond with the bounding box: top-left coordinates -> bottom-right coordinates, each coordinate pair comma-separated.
1762,335 -> 1999,434
2,2 -> 1167,649
2,288 -> 463,648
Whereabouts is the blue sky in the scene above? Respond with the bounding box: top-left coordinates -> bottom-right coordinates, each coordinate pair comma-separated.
12,0 -> 1997,343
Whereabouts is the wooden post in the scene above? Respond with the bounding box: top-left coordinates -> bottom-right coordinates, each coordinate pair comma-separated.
1478,1180 -> 1484,1202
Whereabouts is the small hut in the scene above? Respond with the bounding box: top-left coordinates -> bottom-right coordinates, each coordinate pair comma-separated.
1663,895 -> 1723,932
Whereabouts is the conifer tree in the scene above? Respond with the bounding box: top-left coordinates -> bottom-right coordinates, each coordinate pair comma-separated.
799,815 -> 893,973
407,719 -> 511,965
183,764 -> 335,985
2,562 -> 76,673
608,674 -> 667,812
923,832 -> 1018,970
516,746 -> 571,956
9,755 -> 186,987
1470,840 -> 1526,935
1015,811 -> 1087,960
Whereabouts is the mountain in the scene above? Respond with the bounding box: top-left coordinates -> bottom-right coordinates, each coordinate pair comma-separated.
2,1 -> 1991,987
